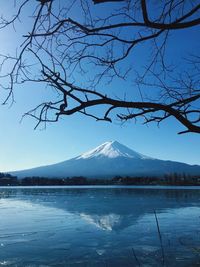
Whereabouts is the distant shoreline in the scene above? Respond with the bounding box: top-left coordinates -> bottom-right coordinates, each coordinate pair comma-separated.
1,185 -> 200,190
1,172 -> 200,186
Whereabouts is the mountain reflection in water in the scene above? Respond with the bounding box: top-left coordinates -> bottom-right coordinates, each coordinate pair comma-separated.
0,186 -> 200,266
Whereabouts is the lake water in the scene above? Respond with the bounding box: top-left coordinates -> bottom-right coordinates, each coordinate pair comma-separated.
0,186 -> 200,267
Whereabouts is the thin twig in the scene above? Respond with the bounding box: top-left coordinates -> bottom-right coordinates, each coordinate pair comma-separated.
154,210 -> 165,266
132,247 -> 141,267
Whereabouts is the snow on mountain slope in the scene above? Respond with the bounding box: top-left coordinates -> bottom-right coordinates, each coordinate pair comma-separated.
10,141 -> 200,178
76,141 -> 151,159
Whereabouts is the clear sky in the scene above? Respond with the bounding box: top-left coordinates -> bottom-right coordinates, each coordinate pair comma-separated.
0,1 -> 199,172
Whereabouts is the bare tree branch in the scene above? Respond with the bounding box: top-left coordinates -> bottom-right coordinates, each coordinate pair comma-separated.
0,0 -> 199,134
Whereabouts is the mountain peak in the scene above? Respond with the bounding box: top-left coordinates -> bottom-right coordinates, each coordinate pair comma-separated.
77,141 -> 150,160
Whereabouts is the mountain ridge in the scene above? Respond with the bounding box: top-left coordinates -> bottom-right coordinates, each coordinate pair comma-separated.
10,141 -> 200,178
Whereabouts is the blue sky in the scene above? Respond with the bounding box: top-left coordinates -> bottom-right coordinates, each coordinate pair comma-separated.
0,1 -> 199,172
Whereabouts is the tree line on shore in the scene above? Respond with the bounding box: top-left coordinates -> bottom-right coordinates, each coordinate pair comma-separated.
0,172 -> 200,186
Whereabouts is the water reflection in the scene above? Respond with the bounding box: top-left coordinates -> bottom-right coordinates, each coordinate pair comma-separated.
2,187 -> 199,231
0,186 -> 200,266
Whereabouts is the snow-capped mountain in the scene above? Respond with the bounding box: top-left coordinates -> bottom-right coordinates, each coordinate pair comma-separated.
77,141 -> 151,160
11,141 -> 200,178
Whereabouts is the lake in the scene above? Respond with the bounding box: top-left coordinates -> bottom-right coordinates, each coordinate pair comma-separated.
0,186 -> 200,266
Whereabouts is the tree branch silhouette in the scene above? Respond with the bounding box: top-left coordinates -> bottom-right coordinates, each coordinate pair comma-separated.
0,0 -> 199,133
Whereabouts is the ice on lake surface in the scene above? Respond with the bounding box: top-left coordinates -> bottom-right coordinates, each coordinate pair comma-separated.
0,186 -> 200,266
